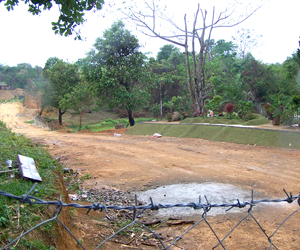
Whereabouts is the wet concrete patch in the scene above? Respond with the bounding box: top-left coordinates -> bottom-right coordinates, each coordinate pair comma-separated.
136,183 -> 252,218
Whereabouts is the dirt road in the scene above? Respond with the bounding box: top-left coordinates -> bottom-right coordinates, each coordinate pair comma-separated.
1,102 -> 300,249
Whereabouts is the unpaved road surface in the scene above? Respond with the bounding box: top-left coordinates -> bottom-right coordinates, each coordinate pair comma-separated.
1,102 -> 300,249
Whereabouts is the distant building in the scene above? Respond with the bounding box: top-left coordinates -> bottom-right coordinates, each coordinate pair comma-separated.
0,83 -> 8,90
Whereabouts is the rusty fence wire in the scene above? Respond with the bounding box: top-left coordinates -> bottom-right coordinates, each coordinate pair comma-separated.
0,183 -> 300,250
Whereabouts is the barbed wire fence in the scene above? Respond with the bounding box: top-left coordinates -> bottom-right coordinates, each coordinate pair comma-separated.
0,183 -> 300,250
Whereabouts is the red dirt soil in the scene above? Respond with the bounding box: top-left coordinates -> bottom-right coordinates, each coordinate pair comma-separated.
1,102 -> 300,250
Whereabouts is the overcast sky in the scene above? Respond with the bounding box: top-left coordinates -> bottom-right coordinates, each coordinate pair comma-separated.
0,0 -> 299,67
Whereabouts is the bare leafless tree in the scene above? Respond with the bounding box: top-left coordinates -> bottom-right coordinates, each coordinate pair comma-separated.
232,28 -> 262,60
122,1 -> 264,113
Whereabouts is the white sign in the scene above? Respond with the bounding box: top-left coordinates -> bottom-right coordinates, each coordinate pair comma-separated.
17,154 -> 42,182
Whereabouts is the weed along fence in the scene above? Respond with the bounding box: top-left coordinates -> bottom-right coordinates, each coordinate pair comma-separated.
0,183 -> 300,249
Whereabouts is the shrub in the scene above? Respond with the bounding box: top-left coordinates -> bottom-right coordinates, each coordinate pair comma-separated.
236,100 -> 254,120
151,104 -> 160,120
245,113 -> 255,121
263,103 -> 273,120
224,102 -> 235,119
204,95 -> 223,112
165,113 -> 173,122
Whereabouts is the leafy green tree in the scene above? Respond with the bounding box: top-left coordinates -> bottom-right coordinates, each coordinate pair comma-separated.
87,20 -> 150,126
59,82 -> 94,131
284,56 -> 300,79
241,58 -> 273,110
168,48 -> 186,69
2,0 -> 104,39
283,51 -> 300,95
204,95 -> 223,113
39,81 -> 54,116
148,49 -> 189,118
163,96 -> 183,113
156,44 -> 176,63
211,39 -> 237,58
43,58 -> 80,125
151,103 -> 160,120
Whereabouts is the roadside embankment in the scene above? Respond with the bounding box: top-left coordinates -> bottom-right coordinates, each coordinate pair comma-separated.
126,122 -> 300,149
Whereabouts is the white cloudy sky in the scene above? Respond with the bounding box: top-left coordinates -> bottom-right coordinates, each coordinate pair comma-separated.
0,0 -> 299,67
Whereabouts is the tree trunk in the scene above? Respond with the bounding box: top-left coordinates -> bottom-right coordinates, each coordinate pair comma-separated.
128,110 -> 135,126
184,15 -> 197,113
79,111 -> 82,131
160,82 -> 163,120
272,115 -> 280,125
39,106 -> 44,116
58,108 -> 65,126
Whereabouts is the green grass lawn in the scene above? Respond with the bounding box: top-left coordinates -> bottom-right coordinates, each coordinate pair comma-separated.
67,117 -> 155,132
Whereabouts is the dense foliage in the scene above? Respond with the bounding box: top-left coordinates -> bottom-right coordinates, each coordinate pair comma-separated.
0,63 -> 46,89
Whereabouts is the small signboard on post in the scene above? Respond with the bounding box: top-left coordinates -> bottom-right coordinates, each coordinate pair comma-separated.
17,154 -> 42,182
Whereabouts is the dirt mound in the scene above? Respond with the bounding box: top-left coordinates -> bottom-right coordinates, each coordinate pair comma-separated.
32,114 -> 51,130
48,120 -> 66,131
24,93 -> 41,109
0,88 -> 26,100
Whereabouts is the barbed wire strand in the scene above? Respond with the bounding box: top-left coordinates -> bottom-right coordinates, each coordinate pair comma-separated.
0,185 -> 299,250
213,190 -> 256,250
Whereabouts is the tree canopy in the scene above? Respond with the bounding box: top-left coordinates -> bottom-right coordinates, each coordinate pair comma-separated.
156,44 -> 176,63
0,63 -> 45,89
1,0 -> 104,38
42,57 -> 80,124
85,20 -> 150,125
59,81 -> 94,131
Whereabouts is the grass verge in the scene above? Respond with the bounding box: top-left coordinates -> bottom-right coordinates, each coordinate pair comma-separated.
182,113 -> 270,126
126,123 -> 300,149
67,117 -> 155,132
0,121 -> 62,249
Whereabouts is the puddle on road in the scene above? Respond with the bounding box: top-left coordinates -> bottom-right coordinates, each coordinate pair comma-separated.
136,183 -> 252,218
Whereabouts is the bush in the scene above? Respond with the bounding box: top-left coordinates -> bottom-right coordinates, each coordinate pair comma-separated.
245,113 -> 255,121
165,114 -> 172,122
236,100 -> 254,120
151,104 -> 160,120
224,102 -> 235,119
